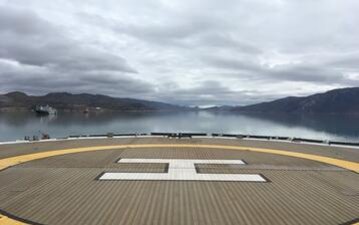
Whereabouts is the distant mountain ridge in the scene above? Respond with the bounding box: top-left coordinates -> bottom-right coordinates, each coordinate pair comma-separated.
0,92 -> 187,112
2,87 -> 359,113
232,87 -> 359,114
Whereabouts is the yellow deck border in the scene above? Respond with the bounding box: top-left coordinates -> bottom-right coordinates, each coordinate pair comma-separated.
0,143 -> 358,225
0,214 -> 26,225
0,144 -> 358,173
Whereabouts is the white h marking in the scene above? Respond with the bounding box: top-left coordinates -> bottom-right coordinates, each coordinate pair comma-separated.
99,158 -> 266,182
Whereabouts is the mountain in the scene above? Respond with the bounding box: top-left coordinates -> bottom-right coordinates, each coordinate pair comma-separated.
2,87 -> 358,113
203,105 -> 235,111
232,87 -> 359,114
0,92 -> 187,112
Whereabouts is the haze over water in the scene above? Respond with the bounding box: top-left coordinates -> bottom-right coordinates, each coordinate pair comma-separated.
0,111 -> 358,142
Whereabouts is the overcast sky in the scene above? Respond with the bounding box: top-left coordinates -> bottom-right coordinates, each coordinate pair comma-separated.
0,0 -> 358,106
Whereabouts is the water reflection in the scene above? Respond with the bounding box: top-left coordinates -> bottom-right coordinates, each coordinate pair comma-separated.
0,111 -> 358,142
38,113 -> 58,123
239,113 -> 359,138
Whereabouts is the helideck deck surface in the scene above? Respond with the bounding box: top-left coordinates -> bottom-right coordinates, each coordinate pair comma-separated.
0,138 -> 358,225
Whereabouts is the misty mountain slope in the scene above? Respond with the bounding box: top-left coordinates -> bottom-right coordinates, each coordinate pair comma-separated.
0,92 -> 186,111
233,88 -> 359,113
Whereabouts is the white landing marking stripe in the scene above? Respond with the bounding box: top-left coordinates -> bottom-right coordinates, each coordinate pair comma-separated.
118,158 -> 246,165
99,158 -> 266,182
99,172 -> 266,182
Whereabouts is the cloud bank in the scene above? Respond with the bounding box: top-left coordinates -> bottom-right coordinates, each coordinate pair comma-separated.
0,0 -> 359,106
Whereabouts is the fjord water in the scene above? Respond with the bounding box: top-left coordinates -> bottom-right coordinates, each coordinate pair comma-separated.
0,111 -> 358,142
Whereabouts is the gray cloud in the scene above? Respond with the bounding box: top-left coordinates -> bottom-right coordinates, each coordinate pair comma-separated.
156,80 -> 279,106
201,55 -> 349,85
0,59 -> 153,97
328,52 -> 359,70
0,6 -> 55,35
80,10 -> 261,55
0,0 -> 359,106
0,6 -> 136,73
195,33 -> 262,54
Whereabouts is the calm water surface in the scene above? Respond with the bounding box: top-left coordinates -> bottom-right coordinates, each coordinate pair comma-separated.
0,111 -> 359,142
